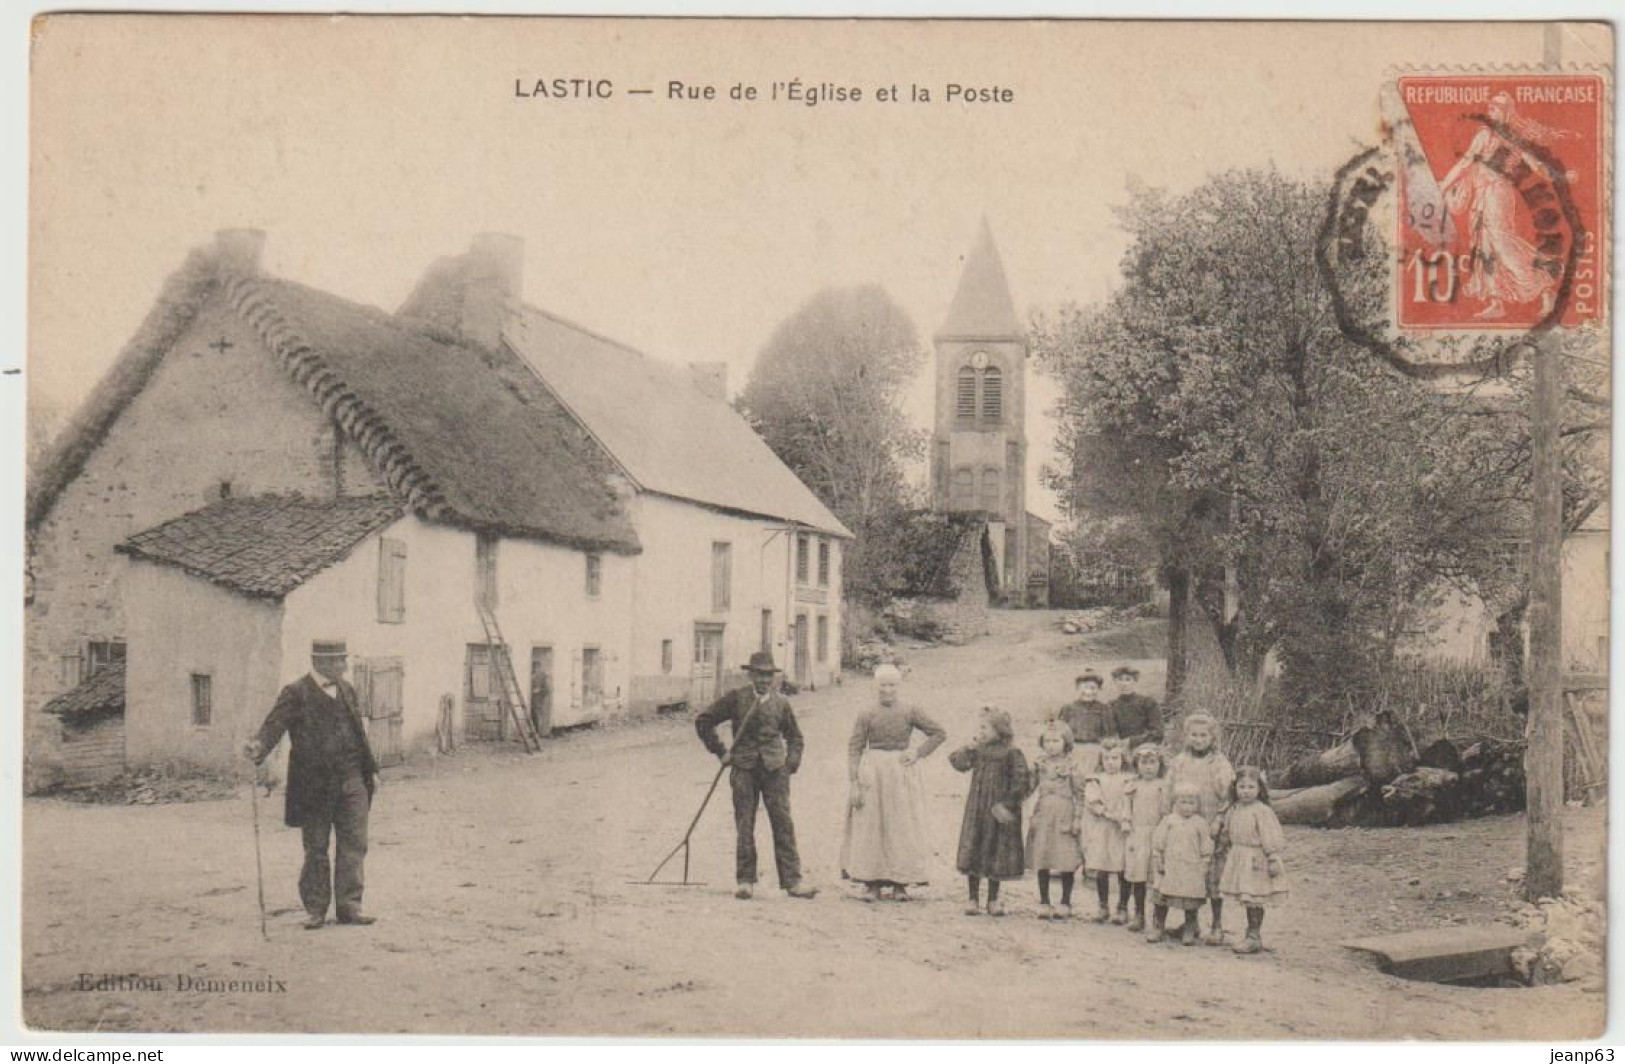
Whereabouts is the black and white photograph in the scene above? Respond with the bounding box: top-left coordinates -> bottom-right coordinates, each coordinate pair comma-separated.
12,14 -> 1614,1042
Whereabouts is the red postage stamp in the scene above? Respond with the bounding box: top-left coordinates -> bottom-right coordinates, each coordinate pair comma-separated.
1394,73 -> 1606,330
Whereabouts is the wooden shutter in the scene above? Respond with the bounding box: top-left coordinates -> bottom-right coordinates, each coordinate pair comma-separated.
981,366 -> 1002,422
956,367 -> 977,421
712,542 -> 732,611
378,538 -> 407,623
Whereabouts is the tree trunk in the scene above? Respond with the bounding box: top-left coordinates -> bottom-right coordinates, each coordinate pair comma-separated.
1275,777 -> 1367,826
1164,564 -> 1190,710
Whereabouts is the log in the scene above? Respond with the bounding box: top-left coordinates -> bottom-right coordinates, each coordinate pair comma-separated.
1279,739 -> 1362,789
1275,776 -> 1368,826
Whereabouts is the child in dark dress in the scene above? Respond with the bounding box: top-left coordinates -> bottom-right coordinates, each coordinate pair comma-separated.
949,705 -> 1029,917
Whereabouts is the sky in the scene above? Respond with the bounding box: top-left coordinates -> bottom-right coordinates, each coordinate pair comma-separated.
28,17 -> 1575,522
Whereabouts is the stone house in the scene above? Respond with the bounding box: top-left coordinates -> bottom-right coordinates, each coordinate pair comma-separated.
26,229 -> 846,787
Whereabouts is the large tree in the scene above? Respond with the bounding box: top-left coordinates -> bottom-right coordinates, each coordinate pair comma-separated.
1037,170 -> 1537,721
737,285 -> 926,604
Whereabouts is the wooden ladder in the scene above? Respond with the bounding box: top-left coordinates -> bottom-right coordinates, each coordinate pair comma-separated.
476,602 -> 542,753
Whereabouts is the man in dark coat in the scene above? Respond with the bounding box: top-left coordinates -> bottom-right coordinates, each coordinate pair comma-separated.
243,640 -> 379,930
1050,671 -> 1119,746
1110,664 -> 1164,751
694,651 -> 817,901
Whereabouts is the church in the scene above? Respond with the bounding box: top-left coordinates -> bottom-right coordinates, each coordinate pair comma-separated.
929,221 -> 1052,607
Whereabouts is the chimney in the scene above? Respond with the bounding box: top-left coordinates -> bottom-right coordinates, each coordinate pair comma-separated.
689,361 -> 729,402
461,232 -> 524,350
213,228 -> 265,274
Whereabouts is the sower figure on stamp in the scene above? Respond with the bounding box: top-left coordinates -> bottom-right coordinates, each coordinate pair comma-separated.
243,639 -> 380,930
694,651 -> 818,901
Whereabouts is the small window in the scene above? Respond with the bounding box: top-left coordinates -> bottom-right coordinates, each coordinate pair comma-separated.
585,553 -> 603,599
951,467 -> 975,508
582,647 -> 604,707
87,639 -> 126,676
59,653 -> 85,688
816,615 -> 830,664
661,639 -> 674,674
711,541 -> 732,611
817,540 -> 831,587
190,673 -> 213,727
377,537 -> 407,624
795,534 -> 810,585
956,367 -> 978,423
981,366 -> 1003,422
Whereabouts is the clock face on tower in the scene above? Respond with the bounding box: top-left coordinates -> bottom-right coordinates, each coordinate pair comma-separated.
970,350 -> 989,370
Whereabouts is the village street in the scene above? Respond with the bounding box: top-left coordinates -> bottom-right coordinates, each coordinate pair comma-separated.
23,611 -> 1605,1039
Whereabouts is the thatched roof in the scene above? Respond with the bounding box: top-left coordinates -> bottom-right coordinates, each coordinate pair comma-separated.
29,237 -> 641,555
398,244 -> 850,538
117,494 -> 404,599
44,660 -> 126,727
230,275 -> 640,553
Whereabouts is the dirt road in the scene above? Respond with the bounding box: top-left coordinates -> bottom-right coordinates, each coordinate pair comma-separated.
22,611 -> 1605,1038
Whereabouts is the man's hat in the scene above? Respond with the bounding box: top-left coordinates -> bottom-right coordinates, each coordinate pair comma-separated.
1075,671 -> 1103,686
1111,665 -> 1141,680
744,650 -> 781,675
311,639 -> 348,659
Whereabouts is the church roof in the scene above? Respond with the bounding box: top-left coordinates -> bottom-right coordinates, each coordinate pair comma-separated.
937,219 -> 1024,342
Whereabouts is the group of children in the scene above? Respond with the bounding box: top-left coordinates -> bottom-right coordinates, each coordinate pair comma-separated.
949,691 -> 1288,955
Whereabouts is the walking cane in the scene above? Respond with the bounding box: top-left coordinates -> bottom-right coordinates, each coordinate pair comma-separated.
248,763 -> 269,940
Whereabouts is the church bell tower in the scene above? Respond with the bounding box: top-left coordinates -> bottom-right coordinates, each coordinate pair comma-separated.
930,220 -> 1028,601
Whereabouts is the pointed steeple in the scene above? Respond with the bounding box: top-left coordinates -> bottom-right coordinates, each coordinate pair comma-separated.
936,218 -> 1023,342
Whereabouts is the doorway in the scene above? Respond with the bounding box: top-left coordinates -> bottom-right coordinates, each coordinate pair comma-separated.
529,645 -> 554,738
691,623 -> 726,709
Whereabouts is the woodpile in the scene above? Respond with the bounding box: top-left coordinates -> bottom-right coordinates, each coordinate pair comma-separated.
1273,709 -> 1526,828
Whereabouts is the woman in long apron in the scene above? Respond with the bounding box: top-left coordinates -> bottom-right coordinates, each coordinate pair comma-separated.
841,664 -> 948,901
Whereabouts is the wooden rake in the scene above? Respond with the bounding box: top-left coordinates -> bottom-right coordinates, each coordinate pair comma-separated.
632,697 -> 765,887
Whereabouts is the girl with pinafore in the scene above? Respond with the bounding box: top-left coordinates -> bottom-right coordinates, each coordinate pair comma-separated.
949,705 -> 1029,917
1121,743 -> 1172,933
1025,720 -> 1086,920
1149,782 -> 1214,946
1217,766 -> 1289,954
1081,739 -> 1133,923
1168,711 -> 1235,945
842,663 -> 948,903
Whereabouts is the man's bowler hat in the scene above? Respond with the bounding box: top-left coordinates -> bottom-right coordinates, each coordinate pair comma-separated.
744,651 -> 782,675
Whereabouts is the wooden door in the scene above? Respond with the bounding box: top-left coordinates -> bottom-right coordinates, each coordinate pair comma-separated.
464,644 -> 504,742
356,657 -> 405,766
690,623 -> 725,709
793,613 -> 810,686
529,646 -> 554,738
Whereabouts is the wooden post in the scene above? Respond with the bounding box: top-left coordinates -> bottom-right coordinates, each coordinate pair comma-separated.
1524,24 -> 1566,902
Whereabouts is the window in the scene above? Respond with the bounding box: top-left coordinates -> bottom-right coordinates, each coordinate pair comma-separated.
87,639 -> 126,676
475,534 -> 498,609
951,467 -> 975,508
981,366 -> 1002,421
661,639 -> 674,674
582,647 -> 604,707
795,534 -> 810,585
58,653 -> 84,688
816,614 -> 830,663
817,540 -> 831,587
585,553 -> 603,599
711,541 -> 732,611
956,367 -> 978,422
979,467 -> 1002,513
377,537 -> 407,623
760,609 -> 774,654
190,673 -> 213,727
